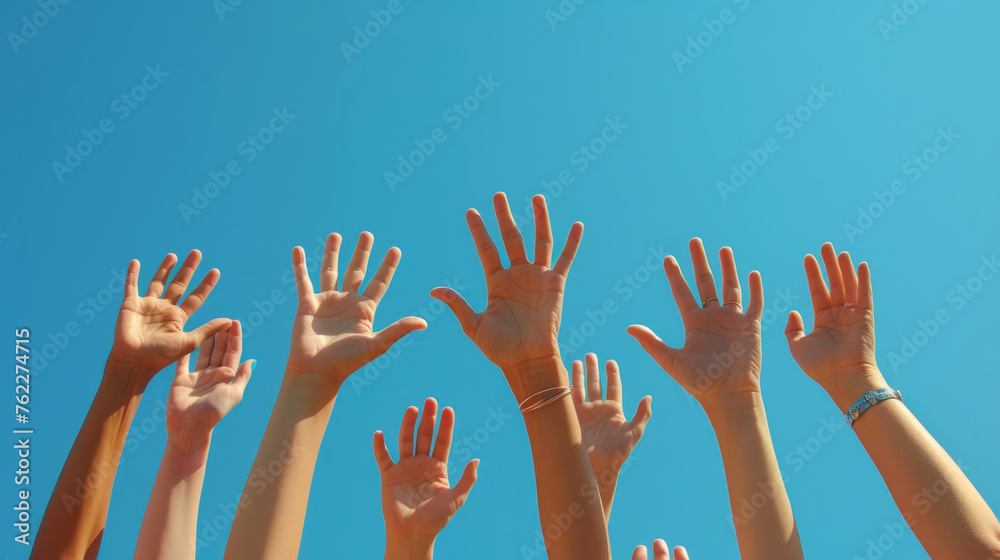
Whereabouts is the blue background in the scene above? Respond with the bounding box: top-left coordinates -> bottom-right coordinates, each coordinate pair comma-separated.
3,1 -> 999,558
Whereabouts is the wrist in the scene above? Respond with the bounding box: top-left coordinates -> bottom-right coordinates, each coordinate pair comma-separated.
385,534 -> 435,560
164,424 -> 212,474
501,355 -> 568,403
821,366 -> 888,413
282,365 -> 344,408
103,354 -> 154,393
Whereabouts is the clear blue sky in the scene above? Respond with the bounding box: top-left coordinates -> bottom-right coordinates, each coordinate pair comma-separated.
3,1 -> 999,558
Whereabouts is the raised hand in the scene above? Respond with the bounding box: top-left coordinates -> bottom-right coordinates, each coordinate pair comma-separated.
286,232 -> 427,395
111,250 -> 232,381
631,540 -> 690,560
784,242 -> 880,405
627,238 -> 763,406
571,353 -> 651,521
167,320 -> 254,435
374,398 -> 478,558
430,192 -> 583,374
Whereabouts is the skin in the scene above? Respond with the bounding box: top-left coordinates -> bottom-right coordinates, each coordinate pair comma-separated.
785,243 -> 1000,560
31,251 -> 231,560
135,321 -> 253,560
571,353 -> 652,523
431,192 -> 611,559
632,539 -> 690,560
223,232 -> 426,560
374,398 -> 479,560
628,238 -> 804,560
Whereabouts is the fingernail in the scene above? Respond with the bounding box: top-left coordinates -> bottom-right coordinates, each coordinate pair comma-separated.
250,360 -> 258,372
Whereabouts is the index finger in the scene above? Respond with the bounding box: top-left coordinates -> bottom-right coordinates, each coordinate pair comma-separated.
292,246 -> 314,299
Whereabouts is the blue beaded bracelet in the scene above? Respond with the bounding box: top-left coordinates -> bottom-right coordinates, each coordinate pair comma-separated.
845,388 -> 902,427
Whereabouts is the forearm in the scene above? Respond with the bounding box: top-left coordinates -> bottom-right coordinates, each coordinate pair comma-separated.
385,536 -> 434,560
507,358 -> 611,560
705,392 -> 803,560
135,429 -> 211,560
224,372 -> 337,560
32,358 -> 148,560
830,369 -> 1000,559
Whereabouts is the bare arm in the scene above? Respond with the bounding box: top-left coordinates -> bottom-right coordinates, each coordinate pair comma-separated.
32,252 -> 230,560
629,239 -> 803,559
786,243 -> 1000,559
431,192 -> 610,559
224,232 -> 426,560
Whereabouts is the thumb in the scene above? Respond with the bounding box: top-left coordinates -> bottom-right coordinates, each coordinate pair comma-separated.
371,316 -> 427,354
629,395 -> 653,438
784,311 -> 806,345
429,287 -> 479,337
449,458 -> 479,510
186,318 -> 232,354
232,359 -> 254,399
626,325 -> 678,372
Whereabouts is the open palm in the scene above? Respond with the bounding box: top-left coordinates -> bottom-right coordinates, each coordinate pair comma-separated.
111,250 -> 231,381
431,193 -> 583,370
167,321 -> 253,433
628,239 -> 765,403
285,232 -> 426,390
572,354 -> 651,476
785,243 -> 878,385
374,399 -> 478,539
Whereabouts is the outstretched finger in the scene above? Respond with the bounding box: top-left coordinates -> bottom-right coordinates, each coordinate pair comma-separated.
362,247 -> 401,305
689,238 -> 719,307
858,262 -> 874,310
839,251 -> 859,305
629,395 -> 653,439
291,246 -> 314,299
653,540 -> 670,560
342,232 -> 374,293
163,250 -> 203,304
605,360 -> 623,403
319,233 -> 343,292
125,259 -> 141,300
674,546 -> 690,560
232,359 -> 254,398
493,192 -> 529,266
415,398 -> 438,456
552,221 -> 584,277
719,247 -> 742,310
571,360 -> 586,406
373,431 -> 394,473
664,256 -> 700,317
803,254 -> 832,314
209,324 -> 230,367
179,268 -> 221,318
466,209 -> 504,278
585,352 -> 602,402
784,311 -> 806,345
631,545 -> 648,560
821,243 -> 845,306
222,321 -> 242,371
194,330 -> 216,371
746,271 -> 764,321
430,288 -> 480,338
432,406 -> 455,463
532,194 -> 554,267
145,253 -> 178,298
398,406 -> 419,458
626,325 -> 678,374
449,459 -> 479,510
